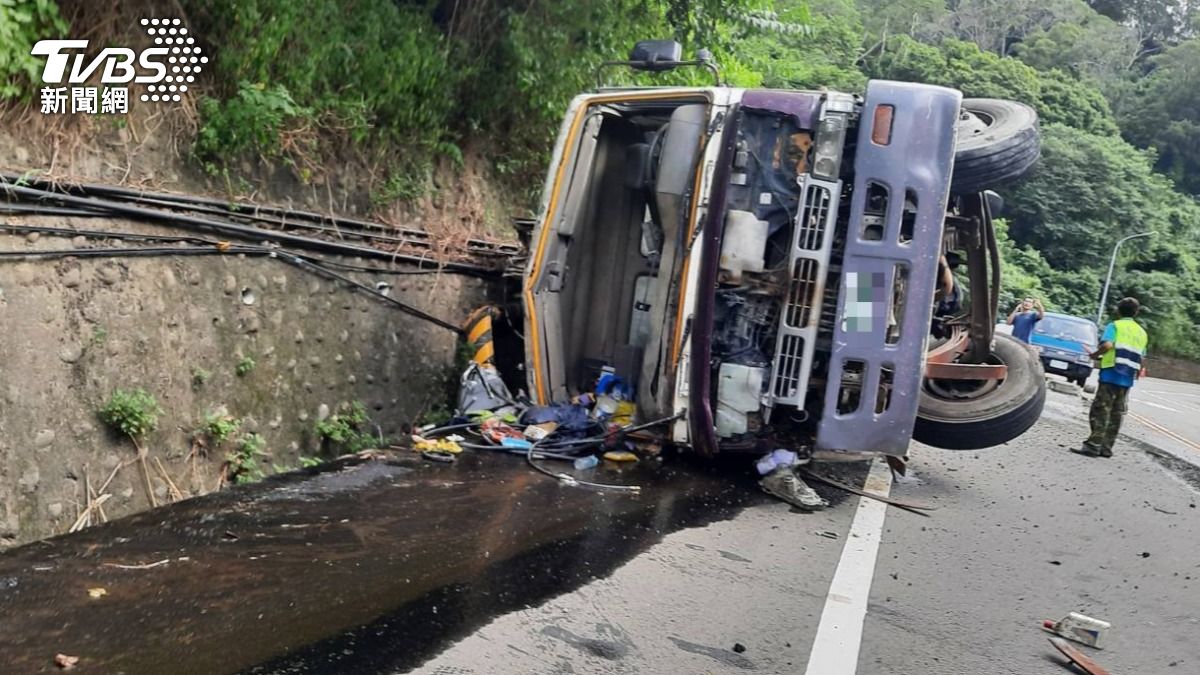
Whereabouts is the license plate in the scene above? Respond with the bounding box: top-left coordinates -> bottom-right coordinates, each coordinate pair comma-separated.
1049,359 -> 1069,370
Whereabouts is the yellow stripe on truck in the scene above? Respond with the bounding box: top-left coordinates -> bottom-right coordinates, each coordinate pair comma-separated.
524,89 -> 711,404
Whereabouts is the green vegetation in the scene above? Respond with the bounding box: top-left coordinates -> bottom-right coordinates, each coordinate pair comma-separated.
227,432 -> 267,484
299,456 -> 324,468
315,401 -> 377,453
199,410 -> 240,445
98,389 -> 162,438
0,0 -> 67,99
234,355 -> 256,377
191,366 -> 212,389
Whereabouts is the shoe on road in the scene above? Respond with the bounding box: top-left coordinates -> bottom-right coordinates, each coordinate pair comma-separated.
760,467 -> 828,510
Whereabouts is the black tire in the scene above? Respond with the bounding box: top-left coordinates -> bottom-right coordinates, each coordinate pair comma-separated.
913,333 -> 1046,450
952,99 -> 1040,193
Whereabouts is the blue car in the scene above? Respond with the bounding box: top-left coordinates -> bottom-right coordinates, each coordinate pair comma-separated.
1029,312 -> 1098,386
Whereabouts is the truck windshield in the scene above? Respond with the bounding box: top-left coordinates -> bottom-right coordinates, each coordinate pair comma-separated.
1035,316 -> 1096,345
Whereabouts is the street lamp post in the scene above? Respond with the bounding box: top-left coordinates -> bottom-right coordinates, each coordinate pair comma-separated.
1096,231 -> 1155,327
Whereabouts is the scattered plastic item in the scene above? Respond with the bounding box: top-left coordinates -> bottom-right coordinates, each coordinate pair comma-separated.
422,451 -> 457,463
54,654 -> 79,670
755,449 -> 799,475
481,418 -> 525,445
86,587 -> 107,599
413,437 -> 463,454
595,365 -> 634,400
613,401 -> 637,427
500,437 -> 533,450
603,450 -> 638,463
1048,637 -> 1112,675
592,394 -> 619,421
524,422 -> 558,441
573,455 -> 600,470
1042,612 -> 1111,649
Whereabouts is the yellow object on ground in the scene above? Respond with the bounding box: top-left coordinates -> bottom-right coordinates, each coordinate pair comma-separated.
612,401 -> 637,426
603,450 -> 638,462
412,437 -> 464,454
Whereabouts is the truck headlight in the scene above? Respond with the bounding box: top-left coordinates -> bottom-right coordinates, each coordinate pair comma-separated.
812,114 -> 847,180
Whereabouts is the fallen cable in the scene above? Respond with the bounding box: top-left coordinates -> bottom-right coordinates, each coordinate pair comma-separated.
0,172 -> 521,257
796,467 -> 936,517
0,222 -> 485,276
0,178 -> 493,274
0,231 -> 464,333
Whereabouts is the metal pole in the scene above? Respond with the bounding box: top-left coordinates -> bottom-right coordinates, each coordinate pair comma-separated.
1096,231 -> 1155,326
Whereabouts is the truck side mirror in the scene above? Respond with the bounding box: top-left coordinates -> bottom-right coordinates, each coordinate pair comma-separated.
629,40 -> 683,71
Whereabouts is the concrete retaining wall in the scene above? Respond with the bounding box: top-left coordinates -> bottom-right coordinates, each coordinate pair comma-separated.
1149,355 -> 1200,385
0,215 -> 494,547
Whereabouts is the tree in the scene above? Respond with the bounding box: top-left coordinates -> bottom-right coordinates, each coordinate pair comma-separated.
1087,0 -> 1196,49
864,36 -> 1119,135
1121,38 -> 1200,195
736,0 -> 866,91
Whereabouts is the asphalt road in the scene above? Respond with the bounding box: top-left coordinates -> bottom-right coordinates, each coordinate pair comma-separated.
1,377 -> 1198,675
418,380 -> 1200,675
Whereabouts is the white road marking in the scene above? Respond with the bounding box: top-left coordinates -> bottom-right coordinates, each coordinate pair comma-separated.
804,458 -> 893,675
1136,399 -> 1181,413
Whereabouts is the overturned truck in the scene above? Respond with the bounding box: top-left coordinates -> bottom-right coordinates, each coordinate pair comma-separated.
522,41 -> 1045,459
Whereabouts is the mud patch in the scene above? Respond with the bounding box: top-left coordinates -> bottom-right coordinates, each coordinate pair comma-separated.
541,625 -> 632,660
1143,445 -> 1200,493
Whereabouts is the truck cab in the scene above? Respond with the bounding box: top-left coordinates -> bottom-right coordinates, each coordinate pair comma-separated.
523,42 -> 1046,459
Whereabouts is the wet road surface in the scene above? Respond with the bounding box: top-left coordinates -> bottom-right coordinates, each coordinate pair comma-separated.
3,382 -> 1199,674
0,449 -> 861,674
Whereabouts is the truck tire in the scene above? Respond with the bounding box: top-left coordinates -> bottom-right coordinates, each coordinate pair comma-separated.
913,333 -> 1046,450
952,99 -> 1040,193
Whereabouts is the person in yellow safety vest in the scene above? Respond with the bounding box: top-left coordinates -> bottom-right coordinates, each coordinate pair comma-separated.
1073,297 -> 1148,458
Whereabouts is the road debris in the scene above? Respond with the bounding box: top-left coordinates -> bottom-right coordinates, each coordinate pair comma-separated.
602,450 -> 638,463
1042,612 -> 1111,648
86,587 -> 107,599
732,643 -> 746,653
796,468 -> 936,516
53,654 -> 79,670
413,437 -> 464,454
103,559 -> 170,570
814,530 -> 840,540
1048,637 -> 1112,675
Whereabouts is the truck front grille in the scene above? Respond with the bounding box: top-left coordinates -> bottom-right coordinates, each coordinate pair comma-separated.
772,334 -> 806,399
797,186 -> 831,250
769,177 -> 840,408
784,258 -> 820,329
